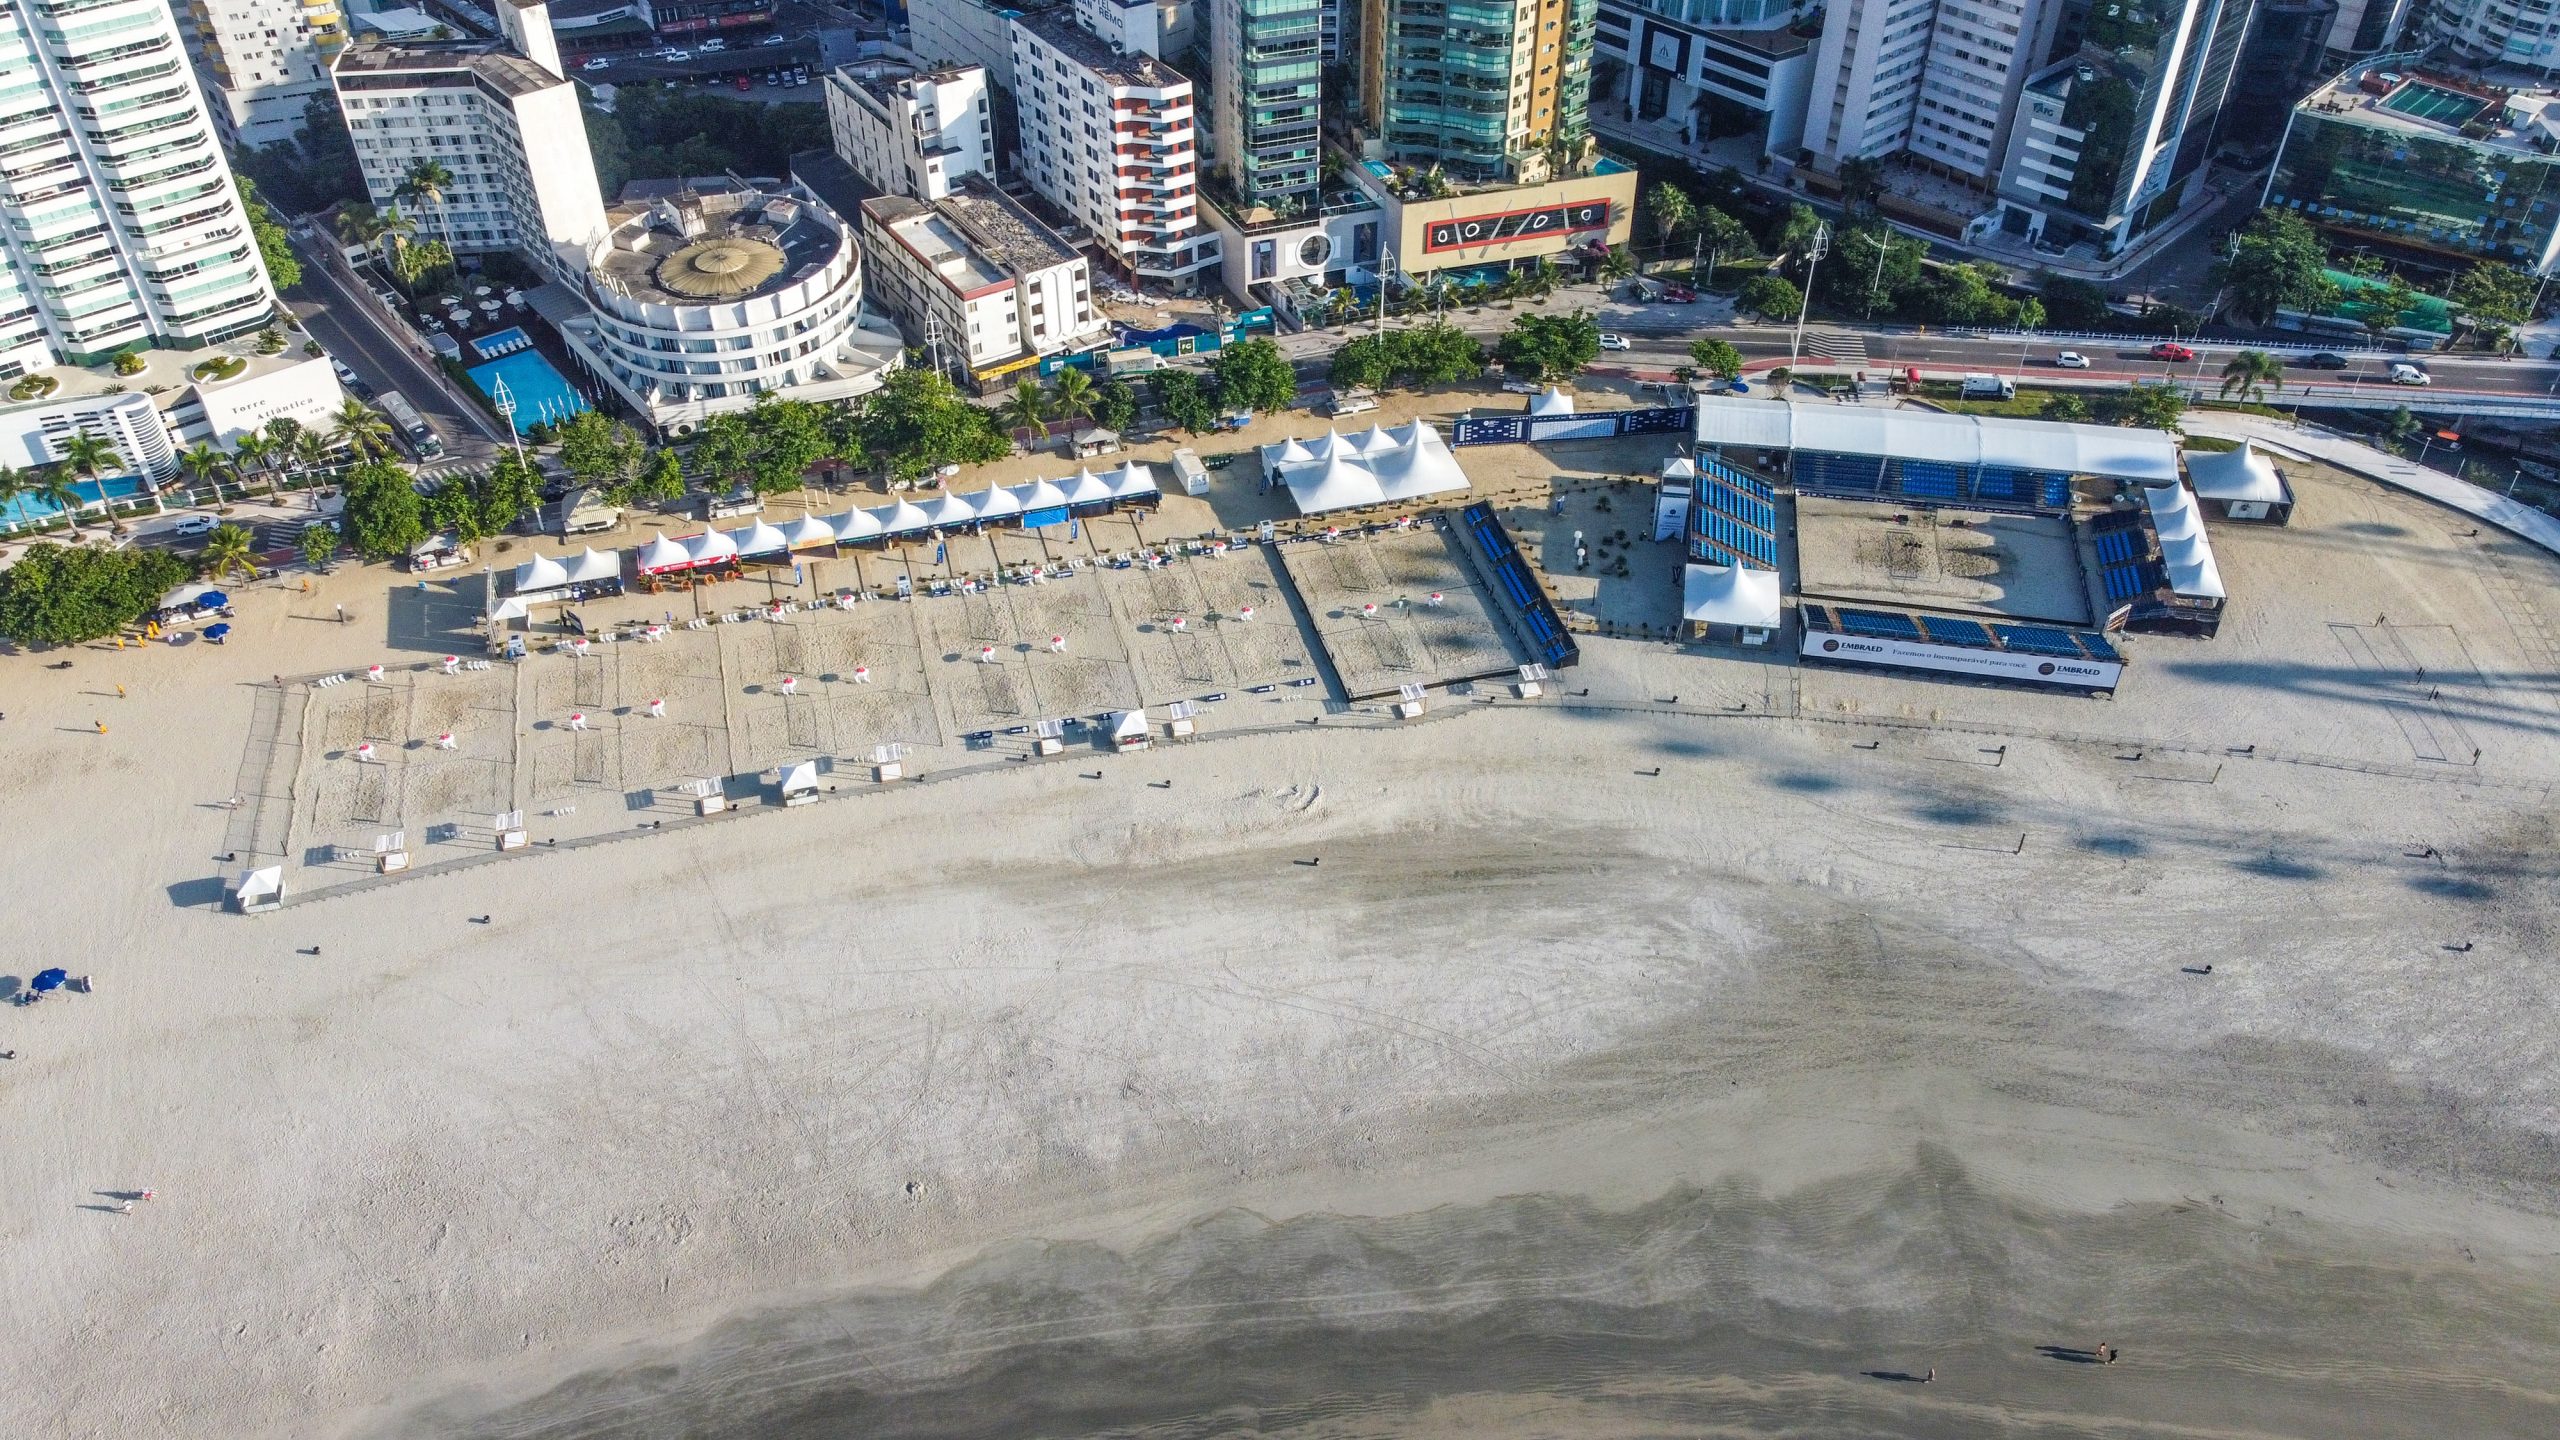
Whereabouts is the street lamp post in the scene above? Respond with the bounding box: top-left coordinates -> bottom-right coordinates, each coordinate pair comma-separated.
1787,221 -> 1829,389
490,373 -> 524,465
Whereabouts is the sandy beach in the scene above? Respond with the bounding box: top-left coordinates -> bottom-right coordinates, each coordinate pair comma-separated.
5,439 -> 2560,1437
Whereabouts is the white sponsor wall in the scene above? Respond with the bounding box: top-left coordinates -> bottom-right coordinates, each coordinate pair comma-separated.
1800,631 -> 2121,692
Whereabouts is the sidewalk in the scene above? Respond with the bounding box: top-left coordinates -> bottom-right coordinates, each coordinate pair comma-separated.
2182,412 -> 2560,560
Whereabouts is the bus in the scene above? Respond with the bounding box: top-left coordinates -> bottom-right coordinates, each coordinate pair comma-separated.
376,392 -> 443,460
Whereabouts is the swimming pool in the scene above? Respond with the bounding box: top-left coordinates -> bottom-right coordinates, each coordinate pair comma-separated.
0,473 -> 148,531
467,348 -> 590,434
470,326 -> 536,360
2380,80 -> 2490,128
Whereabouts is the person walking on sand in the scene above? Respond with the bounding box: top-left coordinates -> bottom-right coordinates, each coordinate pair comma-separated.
1924,1368 -> 1935,1383
117,1200 -> 133,1214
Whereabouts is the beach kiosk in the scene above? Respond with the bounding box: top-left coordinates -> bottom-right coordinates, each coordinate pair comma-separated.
1171,448 -> 1209,495
774,760 -> 821,807
228,865 -> 284,914
1392,682 -> 1427,720
1109,709 -> 1151,751
1682,563 -> 1783,645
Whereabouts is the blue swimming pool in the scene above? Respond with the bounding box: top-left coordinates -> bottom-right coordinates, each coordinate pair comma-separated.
0,473 -> 147,531
467,348 -> 589,435
471,326 -> 535,360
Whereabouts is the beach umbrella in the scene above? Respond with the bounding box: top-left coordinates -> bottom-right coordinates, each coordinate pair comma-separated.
33,968 -> 67,992
1169,616 -> 1187,632
481,299 -> 501,313
1427,592 -> 1444,606
441,655 -> 460,674
204,623 -> 231,642
779,675 -> 799,695
644,625 -> 666,641
435,732 -> 457,750
1236,606 -> 1253,622
978,645 -> 997,664
367,664 -> 384,681
567,637 -> 590,655
196,591 -> 229,609
567,712 -> 588,730
1360,603 -> 1378,619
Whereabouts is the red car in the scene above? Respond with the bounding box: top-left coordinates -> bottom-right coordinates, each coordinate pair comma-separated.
2150,341 -> 2195,362
734,74 -> 752,91
1662,284 -> 1698,304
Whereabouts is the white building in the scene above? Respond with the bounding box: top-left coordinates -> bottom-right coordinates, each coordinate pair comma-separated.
907,0 -> 1039,89
2421,0 -> 2560,75
1070,0 -> 1193,56
0,0 -> 279,374
179,0 -> 349,150
824,60 -> 993,201
550,182 -> 904,434
0,350 -> 343,513
1010,7 -> 1221,294
329,0 -> 610,283
1801,0 -> 2062,186
858,176 -> 1106,387
1594,0 -> 1817,159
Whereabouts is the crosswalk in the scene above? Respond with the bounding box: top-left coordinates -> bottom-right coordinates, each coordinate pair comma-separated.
1802,329 -> 1871,365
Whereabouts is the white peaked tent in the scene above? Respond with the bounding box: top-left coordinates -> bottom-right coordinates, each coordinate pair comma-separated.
729,519 -> 790,556
1273,421 -> 1470,516
873,499 -> 937,536
922,490 -> 980,527
777,514 -> 837,549
1353,423 -> 1400,454
2143,482 -> 2224,601
1110,709 -> 1151,748
510,552 -> 570,594
638,532 -> 692,573
973,484 -> 1025,521
1015,476 -> 1071,513
1060,468 -> 1116,506
563,548 -> 621,584
1530,387 -> 1575,416
683,529 -> 740,566
1683,563 -> 1782,635
1104,461 -> 1158,499
822,508 -> 884,542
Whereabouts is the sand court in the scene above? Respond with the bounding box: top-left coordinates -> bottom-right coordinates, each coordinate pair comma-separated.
1276,525 -> 1527,699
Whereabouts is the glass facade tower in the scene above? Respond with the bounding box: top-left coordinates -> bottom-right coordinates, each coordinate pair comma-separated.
1210,0 -> 1325,212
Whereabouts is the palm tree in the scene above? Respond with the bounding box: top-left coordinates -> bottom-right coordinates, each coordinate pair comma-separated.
1599,246 -> 1637,284
201,522 -> 257,580
1645,181 -> 1694,255
178,441 -> 236,506
28,467 -> 87,534
397,159 -> 455,247
1049,366 -> 1097,424
232,433 -> 274,490
998,378 -> 1048,442
336,202 -> 413,270
331,396 -> 393,458
265,416 -> 303,452
1526,257 -> 1562,300
293,428 -> 333,478
54,432 -> 119,528
2218,349 -> 2284,403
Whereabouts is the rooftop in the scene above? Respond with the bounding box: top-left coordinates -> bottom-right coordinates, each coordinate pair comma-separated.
833,58 -> 982,108
3,340 -> 319,421
2297,64 -> 2560,157
1692,398 -> 2181,485
1710,27 -> 1812,59
1014,7 -> 1188,90
591,186 -> 847,307
332,41 -> 567,99
789,150 -> 877,229
861,176 -> 1079,294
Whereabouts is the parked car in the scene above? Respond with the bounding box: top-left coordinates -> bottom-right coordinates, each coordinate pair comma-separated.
764,70 -> 782,85
761,32 -> 790,46
1661,284 -> 1697,303
2149,341 -> 2195,362
171,513 -> 220,537
734,74 -> 751,90
2055,350 -> 2090,368
700,38 -> 726,52
2388,362 -> 2431,386
662,48 -> 691,61
580,56 -> 609,71
2300,351 -> 2350,370
1597,332 -> 1631,351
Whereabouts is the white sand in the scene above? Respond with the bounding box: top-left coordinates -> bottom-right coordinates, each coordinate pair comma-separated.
4,458 -> 2560,1437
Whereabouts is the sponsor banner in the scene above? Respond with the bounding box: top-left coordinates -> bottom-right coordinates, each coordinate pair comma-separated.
1422,199 -> 1613,253
1800,631 -> 2121,692
1021,505 -> 1071,529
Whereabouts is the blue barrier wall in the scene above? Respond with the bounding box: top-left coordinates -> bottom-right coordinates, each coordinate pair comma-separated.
1451,404 -> 1692,447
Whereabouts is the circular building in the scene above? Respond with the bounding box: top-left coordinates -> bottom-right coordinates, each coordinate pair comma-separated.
569,185 -> 901,431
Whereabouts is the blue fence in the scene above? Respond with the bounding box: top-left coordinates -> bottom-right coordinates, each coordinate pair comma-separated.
1460,501 -> 1579,670
1450,403 -> 1692,447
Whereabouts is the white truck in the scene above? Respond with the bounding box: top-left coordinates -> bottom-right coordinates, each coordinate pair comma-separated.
1959,373 -> 2016,400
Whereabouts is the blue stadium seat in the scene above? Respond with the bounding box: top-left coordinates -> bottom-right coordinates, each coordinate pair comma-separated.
2102,565 -> 2148,600
1919,616 -> 1993,646
1995,625 -> 2084,657
2077,632 -> 2122,662
1842,609 -> 1923,640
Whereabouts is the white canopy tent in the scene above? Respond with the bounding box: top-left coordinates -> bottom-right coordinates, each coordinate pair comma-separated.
777,514 -> 837,550
510,553 -> 570,594
1530,387 -> 1575,416
637,533 -> 692,573
729,519 -> 790,557
562,548 -> 621,585
2143,482 -> 2225,601
683,529 -> 740,566
1682,563 -> 1783,634
2183,442 -> 2291,520
1272,421 -> 1470,517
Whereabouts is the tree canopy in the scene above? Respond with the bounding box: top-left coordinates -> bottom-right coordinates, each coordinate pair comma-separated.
2222,210 -> 2338,325
1212,338 -> 1299,413
0,542 -> 189,648
858,367 -> 1007,482
1495,310 -> 1602,381
1150,370 -> 1217,433
1688,337 -> 1746,380
1328,322 -> 1485,391
1736,273 -> 1802,321
337,457 -> 427,560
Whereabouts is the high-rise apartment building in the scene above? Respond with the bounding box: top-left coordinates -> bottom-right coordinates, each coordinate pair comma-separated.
179,0 -> 347,151
2420,0 -> 2560,75
329,0 -> 608,283
1359,0 -> 1602,182
1209,0 -> 1325,211
824,60 -> 993,201
1010,7 -> 1221,291
1593,0 -> 1816,161
1992,0 -> 2256,255
858,176 -> 1106,384
0,0 -> 279,371
1802,0 -> 2063,185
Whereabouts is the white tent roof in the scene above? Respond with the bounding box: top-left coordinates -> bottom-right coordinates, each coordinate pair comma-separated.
1106,461 -> 1159,499
1683,563 -> 1783,629
683,529 -> 739,564
638,533 -> 691,572
778,514 -> 837,548
1110,709 -> 1149,740
1693,396 -> 2181,483
974,484 -> 1027,520
873,499 -> 937,536
1274,421 -> 1468,516
512,553 -> 570,593
2142,483 -> 2225,599
922,491 -> 981,527
1292,452 -> 1385,512
1530,387 -> 1575,415
1661,457 -> 1697,481
1353,423 -> 1401,453
1060,469 -> 1115,505
730,519 -> 790,555
2184,441 -> 2288,504
778,759 -> 819,793
1012,477 -> 1071,512
822,508 -> 883,542
563,547 -> 620,584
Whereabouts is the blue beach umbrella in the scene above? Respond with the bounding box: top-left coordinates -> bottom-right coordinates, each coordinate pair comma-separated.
204,623 -> 232,642
32,968 -> 67,991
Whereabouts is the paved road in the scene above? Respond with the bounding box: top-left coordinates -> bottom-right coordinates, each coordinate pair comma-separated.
282,234 -> 504,468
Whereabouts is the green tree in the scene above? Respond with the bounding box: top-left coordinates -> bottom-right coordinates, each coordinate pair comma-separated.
1736,273 -> 1802,321
1644,181 -> 1694,253
1212,338 -> 1299,413
2040,393 -> 2091,423
299,521 -> 340,572
423,475 -> 485,545
337,457 -> 428,560
998,378 -> 1049,440
292,429 -> 333,479
1770,203 -> 1824,266
177,441 -> 236,507
1835,155 -> 1885,215
201,523 -> 257,581
2105,383 -> 2188,433
1693,206 -> 1755,286
331,397 -> 393,458
1091,377 -> 1139,434
53,433 -> 120,530
859,365 -> 1009,482
753,395 -> 833,497
2384,404 -> 2420,440
2365,273 -> 2420,343
1150,369 -> 1217,433
236,175 -> 302,291
0,542 -> 189,647
1829,224 -> 1924,316
1049,365 -> 1098,424
1598,245 -> 1637,283
2449,262 -> 2536,343
28,468 -> 88,534
1398,322 -> 1485,384
632,447 -> 687,506
478,450 -> 545,536
397,157 -> 455,246
2218,349 -> 2284,402
689,410 -> 758,491
1688,337 -> 1746,381
232,432 -> 275,488
554,409 -> 641,496
2038,274 -> 2114,330
1496,310 -> 1602,381
1331,335 -> 1392,391
2222,210 -> 2338,325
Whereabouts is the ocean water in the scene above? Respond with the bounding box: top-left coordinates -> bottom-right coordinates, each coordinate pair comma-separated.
394,1153 -> 2560,1440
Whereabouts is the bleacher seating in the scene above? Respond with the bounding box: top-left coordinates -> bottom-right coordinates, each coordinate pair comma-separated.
2088,508 -> 2145,534
1808,601 -> 2124,678
1698,477 -> 1779,533
1840,608 -> 1923,640
1919,616 -> 1993,646
1461,502 -> 1578,669
2076,632 -> 2122,663
2101,564 -> 2150,601
2093,530 -> 2141,564
1696,455 -> 1776,503
1894,461 -> 1965,501
1793,451 -> 1891,497
1994,624 -> 2085,657
1692,508 -> 1781,569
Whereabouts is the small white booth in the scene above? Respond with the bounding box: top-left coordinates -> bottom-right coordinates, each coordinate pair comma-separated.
2183,442 -> 2294,524
774,760 -> 821,807
1683,563 -> 1784,644
229,865 -> 284,914
1109,709 -> 1151,751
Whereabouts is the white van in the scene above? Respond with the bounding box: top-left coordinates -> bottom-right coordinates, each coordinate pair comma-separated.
2388,362 -> 2431,386
1959,373 -> 2016,399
